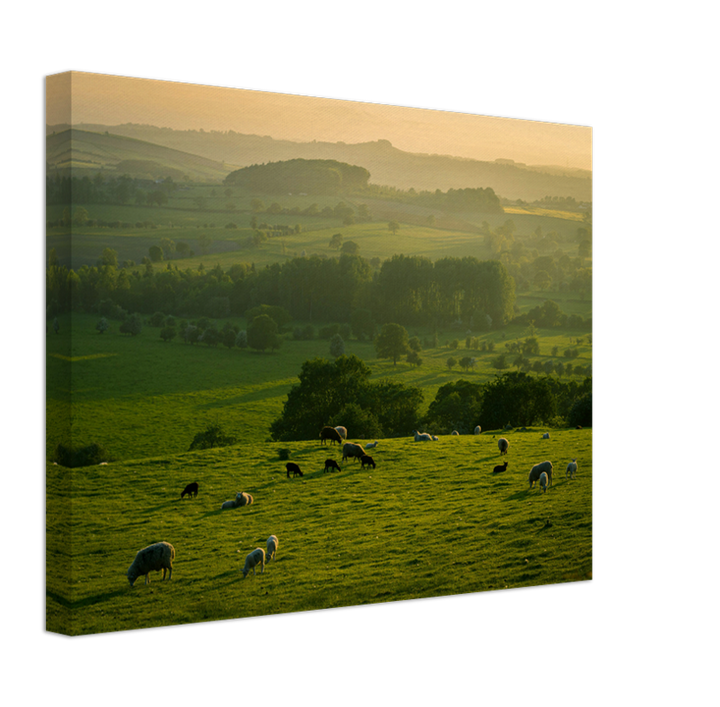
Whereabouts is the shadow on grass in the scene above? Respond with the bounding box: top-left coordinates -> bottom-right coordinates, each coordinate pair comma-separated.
47,587 -> 127,610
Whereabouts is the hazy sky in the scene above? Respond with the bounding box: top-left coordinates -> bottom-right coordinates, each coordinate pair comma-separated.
47,71 -> 592,170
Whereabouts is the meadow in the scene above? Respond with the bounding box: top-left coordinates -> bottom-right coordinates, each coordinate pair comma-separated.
46,182 -> 592,635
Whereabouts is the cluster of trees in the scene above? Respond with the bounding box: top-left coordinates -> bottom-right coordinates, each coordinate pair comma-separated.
47,249 -> 515,331
270,359 -> 592,442
513,300 -> 591,330
363,183 -> 504,215
224,159 -> 371,195
250,199 -> 372,226
46,173 -> 177,208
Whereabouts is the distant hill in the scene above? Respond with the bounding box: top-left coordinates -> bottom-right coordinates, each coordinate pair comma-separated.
47,123 -> 591,202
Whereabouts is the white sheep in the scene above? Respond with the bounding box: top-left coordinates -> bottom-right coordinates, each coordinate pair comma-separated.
335,426 -> 348,440
539,472 -> 549,493
240,548 -> 266,578
474,426 -> 481,435
221,499 -> 237,510
266,535 -> 279,562
236,492 -> 254,507
127,541 -> 175,587
413,430 -> 433,442
451,430 -> 459,435
541,432 -> 550,439
566,459 -> 578,479
364,441 -> 378,449
431,435 -> 439,441
529,460 -> 553,488
498,438 -> 509,455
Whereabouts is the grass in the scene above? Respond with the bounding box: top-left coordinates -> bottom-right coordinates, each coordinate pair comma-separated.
46,427 -> 592,635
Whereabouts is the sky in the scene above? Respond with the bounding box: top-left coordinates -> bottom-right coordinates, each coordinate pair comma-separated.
46,71 -> 592,171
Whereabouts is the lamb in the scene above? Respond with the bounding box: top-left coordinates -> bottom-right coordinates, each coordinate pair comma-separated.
431,435 -> 439,441
474,426 -> 482,435
240,548 -> 265,578
286,462 -> 303,478
221,499 -> 238,510
360,454 -> 376,469
324,458 -> 341,473
492,461 -> 508,474
566,459 -> 578,479
334,426 -> 348,440
498,438 -> 509,455
364,441 -> 378,449
541,432 -> 550,439
451,430 -> 460,435
236,492 -> 253,506
342,442 -> 365,461
320,426 -> 343,445
539,472 -> 549,493
528,461 -> 553,488
127,541 -> 175,587
180,482 -> 199,499
413,430 -> 433,442
266,535 -> 279,562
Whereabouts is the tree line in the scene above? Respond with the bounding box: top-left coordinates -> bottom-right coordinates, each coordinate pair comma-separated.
270,356 -> 591,441
46,250 -> 516,330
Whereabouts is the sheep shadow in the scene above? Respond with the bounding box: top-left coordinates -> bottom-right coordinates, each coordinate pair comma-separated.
47,587 -> 127,610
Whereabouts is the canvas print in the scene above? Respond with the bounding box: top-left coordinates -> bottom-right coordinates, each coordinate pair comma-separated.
46,72 -> 592,636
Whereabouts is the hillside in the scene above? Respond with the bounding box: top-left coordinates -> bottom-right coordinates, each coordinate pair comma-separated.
45,128 -> 236,182
47,123 -> 592,201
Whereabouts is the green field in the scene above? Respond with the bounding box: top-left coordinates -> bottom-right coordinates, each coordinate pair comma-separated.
46,306 -> 592,636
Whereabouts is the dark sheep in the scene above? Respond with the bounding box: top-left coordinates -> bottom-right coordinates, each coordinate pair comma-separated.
342,442 -> 365,462
492,461 -> 508,474
286,462 -> 304,478
320,426 -> 343,445
360,454 -> 376,469
324,458 -> 341,473
181,482 -> 199,499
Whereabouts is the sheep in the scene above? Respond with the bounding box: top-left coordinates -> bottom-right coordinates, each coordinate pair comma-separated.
342,442 -> 365,461
360,454 -> 376,469
236,492 -> 254,506
541,432 -> 550,439
431,435 -> 439,441
364,441 -> 378,449
240,548 -> 265,578
451,430 -> 459,436
539,472 -> 549,493
286,462 -> 303,478
492,461 -> 508,474
334,426 -> 348,440
180,482 -> 199,499
127,541 -> 175,587
324,458 -> 341,473
266,535 -> 279,562
528,461 -> 553,489
498,438 -> 509,455
474,426 -> 481,435
413,430 -> 433,442
320,426 -> 343,446
566,459 -> 578,479
221,499 -> 238,510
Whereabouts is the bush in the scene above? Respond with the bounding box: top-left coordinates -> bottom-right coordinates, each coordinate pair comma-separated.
53,442 -> 111,468
329,333 -> 345,358
160,326 -> 177,342
319,323 -> 340,339
119,313 -> 142,336
189,423 -> 237,451
148,311 -> 166,327
568,392 -> 592,427
96,317 -> 109,334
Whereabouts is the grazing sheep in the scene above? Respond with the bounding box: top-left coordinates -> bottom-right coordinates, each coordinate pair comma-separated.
474,426 -> 481,435
240,548 -> 265,578
575,425 -> 583,430
286,462 -> 303,478
451,430 -> 459,436
320,426 -> 343,446
127,541 -> 175,587
541,432 -> 550,439
364,441 -> 378,449
334,426 -> 348,440
566,459 -> 578,479
492,461 -> 508,474
180,482 -> 199,499
221,499 -> 238,510
539,472 -> 549,493
528,461 -> 554,488
431,435 -> 439,441
342,442 -> 365,461
498,438 -> 509,455
266,535 -> 279,562
360,454 -> 376,469
324,458 -> 341,473
413,430 -> 433,442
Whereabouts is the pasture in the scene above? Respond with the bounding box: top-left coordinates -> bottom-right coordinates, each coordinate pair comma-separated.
46,428 -> 592,635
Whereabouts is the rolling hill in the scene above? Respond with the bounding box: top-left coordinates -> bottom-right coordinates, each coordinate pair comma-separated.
47,123 -> 592,202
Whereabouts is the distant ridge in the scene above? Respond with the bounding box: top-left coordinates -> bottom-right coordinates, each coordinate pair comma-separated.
46,123 -> 591,201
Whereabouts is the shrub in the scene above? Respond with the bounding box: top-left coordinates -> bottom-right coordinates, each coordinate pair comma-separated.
329,333 -> 345,358
189,423 -> 237,451
53,442 -> 111,468
160,326 -> 177,342
148,311 -> 166,327
96,317 -> 109,334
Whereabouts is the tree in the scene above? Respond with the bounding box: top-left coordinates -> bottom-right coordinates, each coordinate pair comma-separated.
189,422 -> 236,451
424,379 -> 484,435
73,206 -> 89,226
119,312 -> 142,336
480,372 -> 557,429
329,233 -> 343,250
388,221 -> 400,235
95,317 -> 108,334
160,326 -> 177,342
329,333 -> 345,358
350,309 -> 375,341
340,240 -> 359,255
375,323 -> 409,365
247,314 -> 281,352
148,245 -> 164,263
406,350 -> 422,367
98,248 -> 118,268
408,336 -> 422,352
447,356 -> 457,370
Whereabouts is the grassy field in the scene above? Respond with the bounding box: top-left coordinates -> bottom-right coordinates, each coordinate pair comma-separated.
46,427 -> 592,635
